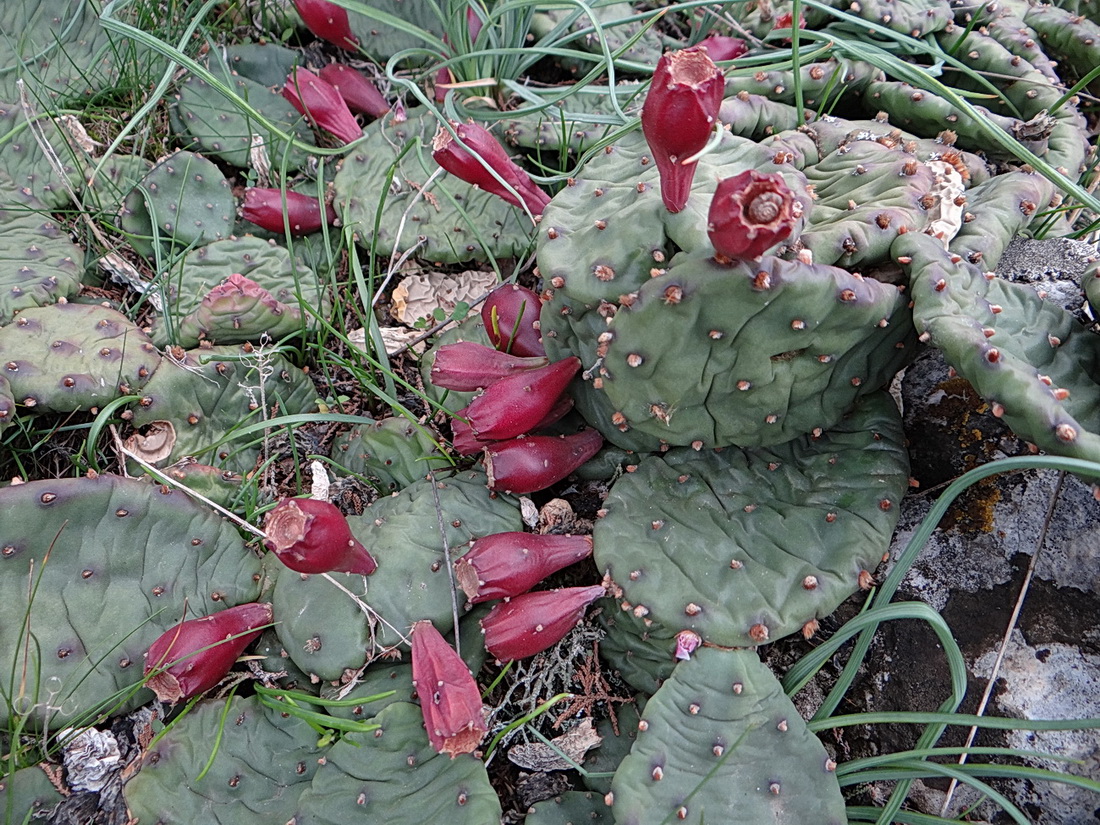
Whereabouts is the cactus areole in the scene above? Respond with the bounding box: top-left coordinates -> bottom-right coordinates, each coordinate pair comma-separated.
264,497 -> 378,575
641,47 -> 724,213
707,169 -> 799,259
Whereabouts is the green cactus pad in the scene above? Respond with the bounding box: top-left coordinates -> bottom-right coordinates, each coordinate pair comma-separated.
0,177 -> 84,324
84,153 -> 154,217
344,1 -> 446,64
610,648 -> 845,825
224,43 -> 303,90
0,764 -> 62,823
329,417 -> 449,493
596,603 -> 678,696
948,171 -> 1054,271
271,470 -> 520,681
119,150 -> 235,260
123,695 -> 322,825
173,58 -> 316,171
0,106 -> 85,210
0,373 -> 14,432
0,302 -> 160,413
527,791 -> 611,824
540,3 -> 665,69
0,475 -> 262,729
594,392 -> 909,647
149,236 -> 331,348
332,110 -> 538,265
126,344 -> 320,478
901,231 -> 1100,464
294,702 -> 501,824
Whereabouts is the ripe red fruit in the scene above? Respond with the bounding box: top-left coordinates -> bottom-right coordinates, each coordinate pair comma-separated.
411,620 -> 487,757
481,586 -> 606,661
430,341 -> 548,391
241,187 -> 335,235
317,64 -> 390,118
483,429 -> 604,494
463,356 -> 580,441
641,47 -> 724,213
482,283 -> 545,357
143,602 -> 273,703
264,498 -> 377,575
456,532 -> 593,603
293,0 -> 358,49
695,34 -> 748,62
707,169 -> 798,260
431,121 -> 550,215
282,68 -> 363,145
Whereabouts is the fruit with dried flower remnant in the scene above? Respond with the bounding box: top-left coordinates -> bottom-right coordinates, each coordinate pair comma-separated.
482,283 -> 545,357
481,585 -> 606,661
318,64 -> 390,118
484,429 -> 604,494
641,46 -> 724,213
264,498 -> 378,575
411,620 -> 487,757
707,169 -> 798,260
282,68 -> 363,145
143,602 -> 273,703
293,0 -> 358,49
455,532 -> 593,603
241,187 -> 335,236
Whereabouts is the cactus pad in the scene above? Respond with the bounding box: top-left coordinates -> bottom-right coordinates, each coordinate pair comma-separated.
0,302 -> 160,412
610,648 -> 845,825
594,392 -> 909,647
329,417 -> 448,493
527,791 -> 611,824
0,475 -> 262,729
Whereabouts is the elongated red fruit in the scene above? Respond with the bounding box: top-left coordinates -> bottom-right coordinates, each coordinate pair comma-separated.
143,602 -> 273,703
411,620 -> 487,757
264,498 -> 377,575
293,0 -> 358,49
456,532 -> 593,603
450,413 -> 485,456
282,68 -> 363,145
241,187 -> 335,235
431,121 -> 550,215
641,47 -> 724,213
430,341 -> 548,391
463,356 -> 580,441
696,34 -> 748,62
318,64 -> 390,118
484,429 -> 603,494
481,586 -> 606,661
482,283 -> 544,357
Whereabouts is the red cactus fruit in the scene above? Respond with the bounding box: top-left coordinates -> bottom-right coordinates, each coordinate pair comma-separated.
293,0 -> 359,49
317,64 -> 390,118
455,532 -> 593,603
264,498 -> 378,575
143,602 -> 273,703
641,47 -> 724,213
430,341 -> 548,391
483,429 -> 604,494
481,585 -> 606,661
695,34 -> 748,62
463,356 -> 580,441
411,620 -> 487,757
529,392 -> 575,431
431,121 -> 551,215
241,187 -> 335,235
282,68 -> 363,145
707,169 -> 798,260
482,283 -> 545,357
450,414 -> 486,456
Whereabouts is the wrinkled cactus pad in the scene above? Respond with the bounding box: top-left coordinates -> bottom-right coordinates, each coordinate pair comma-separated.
0,302 -> 160,413
611,648 -> 845,825
333,110 -> 538,265
329,416 -> 449,493
149,236 -> 330,347
123,695 -> 322,825
271,470 -> 520,681
0,475 -> 262,729
594,392 -> 909,647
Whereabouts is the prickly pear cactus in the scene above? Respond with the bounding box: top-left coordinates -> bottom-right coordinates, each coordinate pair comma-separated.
0,302 -> 160,412
149,236 -> 331,347
294,702 -> 501,824
0,176 -> 85,324
343,0 -> 446,63
172,54 -> 316,172
333,110 -> 537,265
224,42 -> 303,90
0,374 -> 14,432
527,790 -> 611,824
119,150 -> 235,260
0,475 -> 262,729
610,648 -> 845,825
594,393 -> 909,647
271,469 -> 521,681
125,344 -> 320,479
900,230 -> 1100,464
0,764 -> 62,823
123,695 -> 323,825
329,417 -> 448,493
0,107 -> 85,210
